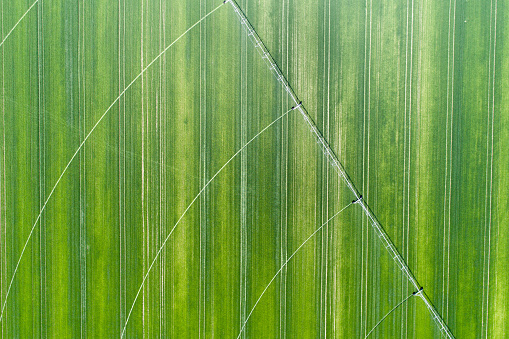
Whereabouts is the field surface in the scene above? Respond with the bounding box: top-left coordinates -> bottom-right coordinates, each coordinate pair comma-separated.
0,0 -> 508,338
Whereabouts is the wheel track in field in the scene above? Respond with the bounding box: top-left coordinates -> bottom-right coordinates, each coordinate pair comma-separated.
0,2 -> 226,324
0,1 -> 458,338
225,0 -> 455,337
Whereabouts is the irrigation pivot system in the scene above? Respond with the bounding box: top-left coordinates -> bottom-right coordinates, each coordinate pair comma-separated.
225,0 -> 455,337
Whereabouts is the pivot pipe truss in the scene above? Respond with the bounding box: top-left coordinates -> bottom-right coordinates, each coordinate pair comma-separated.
224,0 -> 454,337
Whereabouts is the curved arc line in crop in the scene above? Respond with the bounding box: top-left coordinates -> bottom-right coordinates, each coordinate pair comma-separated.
364,291 -> 417,339
120,108 -> 295,338
0,0 -> 40,49
236,202 -> 354,339
0,1 -> 458,337
0,2 -> 226,323
225,0 -> 455,337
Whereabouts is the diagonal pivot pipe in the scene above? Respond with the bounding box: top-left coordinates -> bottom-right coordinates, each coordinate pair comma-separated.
224,0 -> 454,337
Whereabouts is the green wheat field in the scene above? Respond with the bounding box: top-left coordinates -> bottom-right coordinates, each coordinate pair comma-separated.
0,0 -> 507,337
